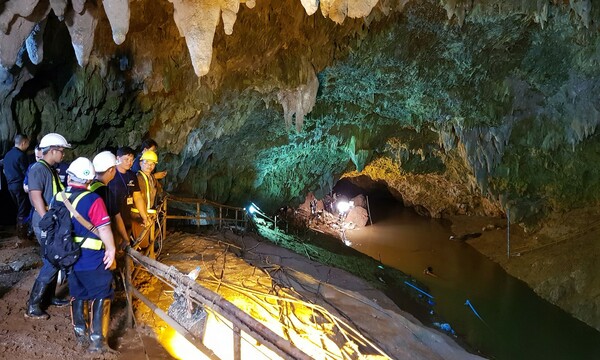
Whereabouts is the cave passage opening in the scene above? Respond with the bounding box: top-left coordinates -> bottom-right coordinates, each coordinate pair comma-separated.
332,178 -> 600,360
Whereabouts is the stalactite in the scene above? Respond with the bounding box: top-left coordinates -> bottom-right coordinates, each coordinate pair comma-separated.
49,0 -> 68,20
102,0 -> 130,45
300,0 -> 319,16
65,1 -> 99,67
0,1 -> 50,69
25,20 -> 46,65
0,0 -> 40,34
276,68 -> 319,132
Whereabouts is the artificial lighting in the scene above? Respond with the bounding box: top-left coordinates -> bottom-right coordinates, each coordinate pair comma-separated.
337,201 -> 350,213
248,204 -> 257,214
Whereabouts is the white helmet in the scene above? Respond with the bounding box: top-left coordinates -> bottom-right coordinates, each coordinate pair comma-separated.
92,151 -> 117,173
39,133 -> 71,149
67,157 -> 96,181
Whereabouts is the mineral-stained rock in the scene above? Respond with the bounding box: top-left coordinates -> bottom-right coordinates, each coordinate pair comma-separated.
345,206 -> 369,227
0,0 -> 40,34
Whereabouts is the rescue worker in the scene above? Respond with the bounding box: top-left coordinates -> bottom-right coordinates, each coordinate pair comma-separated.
91,151 -> 129,249
132,150 -> 160,258
108,147 -> 149,247
131,138 -> 167,179
25,133 -> 71,319
3,134 -> 31,240
61,157 -> 116,353
23,146 -> 43,193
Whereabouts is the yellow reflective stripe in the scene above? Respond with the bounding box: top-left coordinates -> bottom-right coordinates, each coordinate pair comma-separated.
70,191 -> 89,209
58,191 -> 103,249
73,236 -> 104,250
88,181 -> 104,192
131,208 -> 156,213
139,171 -> 151,209
38,160 -> 64,195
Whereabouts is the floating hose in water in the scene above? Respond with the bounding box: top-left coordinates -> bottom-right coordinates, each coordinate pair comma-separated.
404,281 -> 434,299
465,299 -> 486,323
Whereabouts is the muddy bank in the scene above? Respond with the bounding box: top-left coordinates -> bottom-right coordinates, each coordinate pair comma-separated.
1,224 -> 485,359
447,210 -> 600,331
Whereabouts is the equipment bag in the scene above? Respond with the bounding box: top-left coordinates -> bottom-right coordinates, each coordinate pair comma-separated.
39,190 -> 98,269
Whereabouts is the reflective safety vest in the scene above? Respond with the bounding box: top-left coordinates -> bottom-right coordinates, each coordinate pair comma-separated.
131,171 -> 156,214
57,191 -> 104,250
88,180 -> 104,192
39,160 -> 64,196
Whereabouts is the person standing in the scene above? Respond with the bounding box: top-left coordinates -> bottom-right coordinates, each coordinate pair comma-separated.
108,147 -> 148,248
133,150 -> 160,257
23,146 -> 43,193
25,133 -> 71,319
59,158 -> 116,353
91,151 -> 129,251
3,134 -> 31,240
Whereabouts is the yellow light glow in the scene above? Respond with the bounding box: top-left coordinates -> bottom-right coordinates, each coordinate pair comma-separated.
160,328 -> 205,360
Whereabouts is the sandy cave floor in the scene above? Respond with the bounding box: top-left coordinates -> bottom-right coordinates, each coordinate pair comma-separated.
0,225 -> 484,360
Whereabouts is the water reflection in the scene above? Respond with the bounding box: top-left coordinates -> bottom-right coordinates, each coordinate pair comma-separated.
346,204 -> 600,360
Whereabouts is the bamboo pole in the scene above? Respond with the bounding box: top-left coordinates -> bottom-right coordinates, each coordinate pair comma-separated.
126,248 -> 312,360
233,325 -> 241,360
366,195 -> 373,226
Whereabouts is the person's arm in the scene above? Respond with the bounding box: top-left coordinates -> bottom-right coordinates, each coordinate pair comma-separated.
88,197 -> 116,269
154,170 -> 167,180
98,225 -> 116,270
29,190 -> 46,217
114,213 -> 130,248
18,153 -> 29,176
133,191 -> 149,227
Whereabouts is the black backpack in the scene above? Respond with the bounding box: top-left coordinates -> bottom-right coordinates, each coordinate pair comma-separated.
39,191 -> 90,269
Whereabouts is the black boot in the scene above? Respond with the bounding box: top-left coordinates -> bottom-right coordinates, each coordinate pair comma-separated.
71,298 -> 89,346
47,279 -> 70,307
25,280 -> 49,319
88,298 -> 115,353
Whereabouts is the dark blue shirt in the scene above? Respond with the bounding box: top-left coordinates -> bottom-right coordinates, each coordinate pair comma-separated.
131,154 -> 142,173
3,147 -> 29,185
108,169 -> 140,226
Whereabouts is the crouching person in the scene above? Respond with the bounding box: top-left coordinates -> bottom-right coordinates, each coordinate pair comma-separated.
60,158 -> 117,353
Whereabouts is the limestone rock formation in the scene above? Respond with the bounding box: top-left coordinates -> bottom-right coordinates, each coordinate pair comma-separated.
1,0 -> 600,332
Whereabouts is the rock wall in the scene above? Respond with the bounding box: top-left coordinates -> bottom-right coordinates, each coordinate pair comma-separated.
1,0 -> 600,223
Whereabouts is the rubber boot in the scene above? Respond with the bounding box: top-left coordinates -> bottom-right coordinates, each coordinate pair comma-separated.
88,298 -> 115,353
71,298 -> 89,346
25,280 -> 49,319
47,280 -> 70,307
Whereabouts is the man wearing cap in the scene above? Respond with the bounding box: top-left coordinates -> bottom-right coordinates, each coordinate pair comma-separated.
25,133 -> 72,319
2,133 -> 31,240
59,157 -> 116,353
90,151 -> 129,251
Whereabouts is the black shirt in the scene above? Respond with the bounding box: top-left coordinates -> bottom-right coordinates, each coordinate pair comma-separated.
3,147 -> 29,185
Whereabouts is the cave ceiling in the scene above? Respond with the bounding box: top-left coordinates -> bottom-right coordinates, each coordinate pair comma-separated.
1,0 -> 600,223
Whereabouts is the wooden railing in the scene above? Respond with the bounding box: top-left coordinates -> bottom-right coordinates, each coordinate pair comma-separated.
161,195 -> 248,235
124,247 -> 312,360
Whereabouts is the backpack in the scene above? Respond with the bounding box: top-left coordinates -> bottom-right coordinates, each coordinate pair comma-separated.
39,191 -> 94,269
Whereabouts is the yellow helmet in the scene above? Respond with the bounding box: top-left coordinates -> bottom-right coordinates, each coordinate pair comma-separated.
140,150 -> 158,163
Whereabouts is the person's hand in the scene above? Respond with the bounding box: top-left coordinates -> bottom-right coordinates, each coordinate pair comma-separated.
103,247 -> 116,270
155,171 -> 167,179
